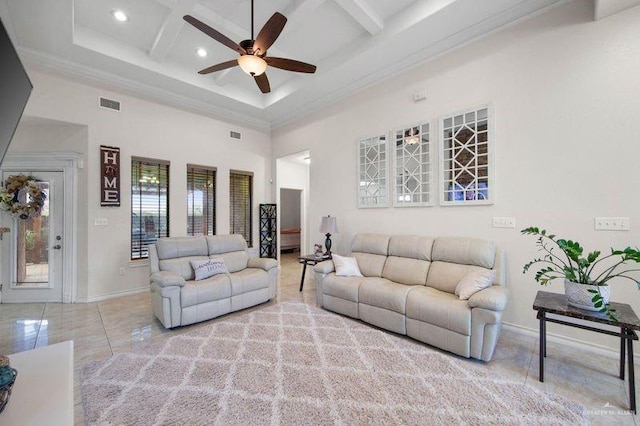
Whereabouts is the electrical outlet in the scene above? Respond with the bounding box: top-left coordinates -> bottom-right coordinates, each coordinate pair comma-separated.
492,217 -> 516,228
594,217 -> 630,231
119,267 -> 126,276
94,218 -> 108,226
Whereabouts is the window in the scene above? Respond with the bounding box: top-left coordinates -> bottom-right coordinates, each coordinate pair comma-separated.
187,165 -> 216,236
440,106 -> 494,205
230,171 -> 252,247
357,134 -> 388,208
393,123 -> 433,207
131,158 -> 169,260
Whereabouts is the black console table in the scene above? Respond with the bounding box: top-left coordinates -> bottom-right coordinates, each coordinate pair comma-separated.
533,291 -> 640,413
297,254 -> 330,291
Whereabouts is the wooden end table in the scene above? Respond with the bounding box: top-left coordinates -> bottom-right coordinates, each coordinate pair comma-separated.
533,290 -> 640,413
297,254 -> 330,291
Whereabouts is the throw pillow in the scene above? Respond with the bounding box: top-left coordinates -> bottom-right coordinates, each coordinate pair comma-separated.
191,258 -> 229,281
332,254 -> 363,277
455,269 -> 496,300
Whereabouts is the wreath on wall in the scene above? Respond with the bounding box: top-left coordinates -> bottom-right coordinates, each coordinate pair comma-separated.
0,174 -> 47,221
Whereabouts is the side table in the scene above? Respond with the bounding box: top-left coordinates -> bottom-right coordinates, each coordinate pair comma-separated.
533,291 -> 640,413
297,254 -> 330,291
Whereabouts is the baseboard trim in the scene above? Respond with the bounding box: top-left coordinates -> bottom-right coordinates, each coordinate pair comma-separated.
75,286 -> 150,303
502,321 -> 639,360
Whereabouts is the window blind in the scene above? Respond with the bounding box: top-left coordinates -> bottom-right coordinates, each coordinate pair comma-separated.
229,171 -> 252,247
187,165 -> 216,236
131,158 -> 170,260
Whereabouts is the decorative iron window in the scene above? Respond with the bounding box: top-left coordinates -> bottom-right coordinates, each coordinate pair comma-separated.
357,134 -> 388,208
187,165 -> 216,236
440,106 -> 494,205
393,123 -> 433,207
230,171 -> 253,247
131,157 -> 170,260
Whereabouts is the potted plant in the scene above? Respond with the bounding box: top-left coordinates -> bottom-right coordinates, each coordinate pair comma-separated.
521,227 -> 640,321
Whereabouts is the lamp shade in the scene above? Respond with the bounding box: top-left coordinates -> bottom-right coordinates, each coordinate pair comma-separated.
237,55 -> 267,76
319,216 -> 338,234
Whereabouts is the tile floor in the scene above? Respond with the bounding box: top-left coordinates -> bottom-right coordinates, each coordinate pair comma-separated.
0,252 -> 637,425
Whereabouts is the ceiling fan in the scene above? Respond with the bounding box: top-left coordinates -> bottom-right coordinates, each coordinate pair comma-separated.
183,0 -> 317,94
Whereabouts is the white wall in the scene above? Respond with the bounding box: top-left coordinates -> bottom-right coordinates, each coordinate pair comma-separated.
272,1 -> 640,351
10,70 -> 272,300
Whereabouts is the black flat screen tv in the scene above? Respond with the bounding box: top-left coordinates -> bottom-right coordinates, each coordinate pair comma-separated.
0,16 -> 32,166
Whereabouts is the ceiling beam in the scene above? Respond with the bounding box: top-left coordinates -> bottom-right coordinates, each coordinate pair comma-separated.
281,0 -> 327,32
150,0 -> 198,62
593,0 -> 640,20
333,0 -> 383,35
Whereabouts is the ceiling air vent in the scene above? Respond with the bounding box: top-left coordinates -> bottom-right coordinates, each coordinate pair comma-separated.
230,131 -> 242,140
98,96 -> 121,112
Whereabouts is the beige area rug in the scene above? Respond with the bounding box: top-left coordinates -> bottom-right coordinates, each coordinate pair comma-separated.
81,302 -> 586,425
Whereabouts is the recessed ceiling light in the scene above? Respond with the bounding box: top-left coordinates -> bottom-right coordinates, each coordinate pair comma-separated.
196,48 -> 207,58
112,10 -> 128,22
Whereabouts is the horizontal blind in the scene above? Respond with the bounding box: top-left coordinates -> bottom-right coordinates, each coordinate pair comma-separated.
131,158 -> 170,260
229,171 -> 252,247
187,165 -> 216,236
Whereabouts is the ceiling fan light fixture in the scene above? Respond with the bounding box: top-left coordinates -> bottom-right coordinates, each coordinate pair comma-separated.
238,55 -> 267,76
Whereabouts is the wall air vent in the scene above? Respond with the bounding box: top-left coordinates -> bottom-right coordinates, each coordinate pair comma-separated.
230,131 -> 242,140
98,96 -> 121,112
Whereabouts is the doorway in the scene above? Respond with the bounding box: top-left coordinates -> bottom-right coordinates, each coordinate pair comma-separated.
0,171 -> 64,302
280,188 -> 302,255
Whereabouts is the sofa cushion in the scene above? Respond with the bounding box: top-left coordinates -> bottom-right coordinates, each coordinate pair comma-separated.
352,252 -> 387,278
431,237 -> 496,269
218,251 -> 249,273
351,233 -> 390,255
159,255 -> 209,281
426,262 -> 493,294
382,257 -> 429,285
191,258 -> 229,281
455,270 -> 496,300
332,254 -> 363,277
206,234 -> 247,255
406,286 -> 471,336
181,274 -> 232,308
388,235 -> 433,261
323,274 -> 365,302
229,268 -> 269,295
156,237 -> 208,260
359,278 -> 414,314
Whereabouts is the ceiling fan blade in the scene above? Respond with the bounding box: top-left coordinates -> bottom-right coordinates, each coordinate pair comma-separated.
264,57 -> 317,73
253,12 -> 287,55
254,73 -> 271,93
183,15 -> 246,55
198,59 -> 239,75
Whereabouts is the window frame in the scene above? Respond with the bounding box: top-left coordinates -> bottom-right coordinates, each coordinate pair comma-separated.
130,157 -> 170,260
229,170 -> 253,247
187,164 -> 216,237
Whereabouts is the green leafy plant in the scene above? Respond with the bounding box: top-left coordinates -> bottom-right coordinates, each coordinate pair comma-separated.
522,226 -> 640,321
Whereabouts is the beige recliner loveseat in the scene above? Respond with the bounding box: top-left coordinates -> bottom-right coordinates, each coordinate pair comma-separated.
149,234 -> 278,328
314,234 -> 507,361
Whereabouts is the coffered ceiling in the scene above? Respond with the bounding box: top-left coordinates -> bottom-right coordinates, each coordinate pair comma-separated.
0,0 -> 566,129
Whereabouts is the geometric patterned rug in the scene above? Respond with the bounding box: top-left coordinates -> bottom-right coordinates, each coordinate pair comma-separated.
81,302 -> 586,425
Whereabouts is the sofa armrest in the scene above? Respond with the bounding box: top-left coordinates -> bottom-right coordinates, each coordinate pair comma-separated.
313,260 -> 335,274
247,257 -> 278,271
150,271 -> 186,288
468,286 -> 508,311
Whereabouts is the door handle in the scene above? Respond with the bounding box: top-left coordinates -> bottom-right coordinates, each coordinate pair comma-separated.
53,245 -> 62,250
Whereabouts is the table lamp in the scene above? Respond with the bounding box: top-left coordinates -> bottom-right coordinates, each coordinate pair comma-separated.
319,215 -> 338,256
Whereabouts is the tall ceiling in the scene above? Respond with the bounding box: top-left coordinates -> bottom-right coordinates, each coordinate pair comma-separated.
0,0 -> 567,130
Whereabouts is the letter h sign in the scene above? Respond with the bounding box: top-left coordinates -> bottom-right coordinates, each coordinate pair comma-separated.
100,145 -> 120,206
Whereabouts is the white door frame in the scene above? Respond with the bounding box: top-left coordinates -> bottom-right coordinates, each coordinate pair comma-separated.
0,152 -> 80,303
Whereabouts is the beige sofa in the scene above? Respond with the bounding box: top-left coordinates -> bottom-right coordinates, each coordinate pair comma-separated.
149,234 -> 278,328
313,234 -> 507,361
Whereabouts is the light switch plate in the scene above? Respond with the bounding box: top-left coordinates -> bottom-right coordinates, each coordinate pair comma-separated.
595,217 -> 629,231
492,217 -> 516,228
94,218 -> 108,226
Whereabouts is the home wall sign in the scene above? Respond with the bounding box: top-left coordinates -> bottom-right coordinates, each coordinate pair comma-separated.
100,145 -> 120,206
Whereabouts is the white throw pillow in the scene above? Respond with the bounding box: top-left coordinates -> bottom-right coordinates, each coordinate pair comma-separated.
191,258 -> 228,281
455,269 -> 496,300
332,254 -> 363,277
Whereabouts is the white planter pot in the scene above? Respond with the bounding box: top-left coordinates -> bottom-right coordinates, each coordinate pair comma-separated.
564,279 -> 610,311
